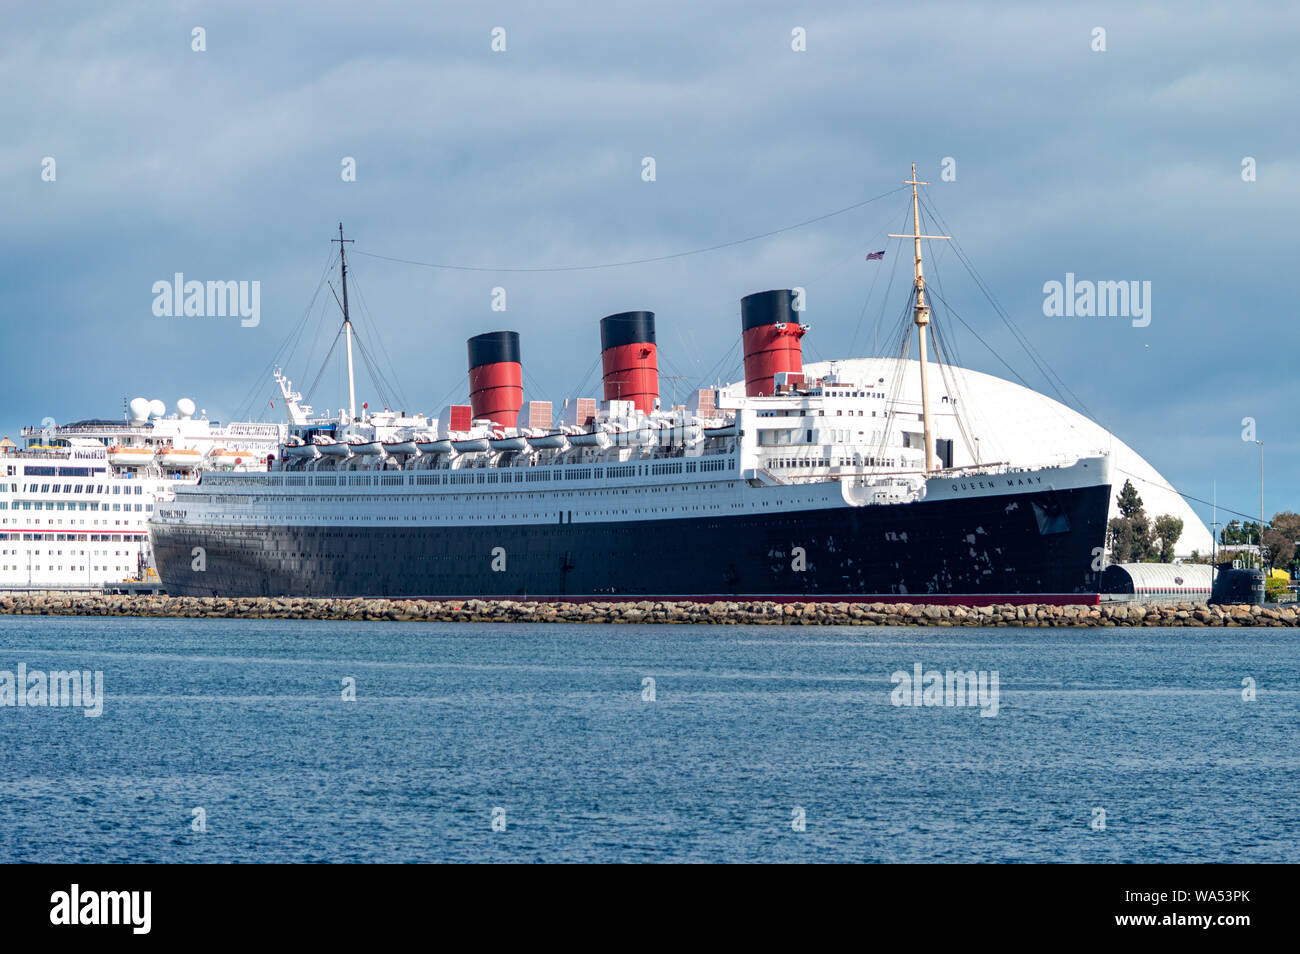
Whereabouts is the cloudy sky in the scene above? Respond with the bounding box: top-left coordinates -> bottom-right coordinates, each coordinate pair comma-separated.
4,0 -> 1295,532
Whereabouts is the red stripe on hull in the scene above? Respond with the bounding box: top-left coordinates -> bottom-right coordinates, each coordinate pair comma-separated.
379,593 -> 1103,607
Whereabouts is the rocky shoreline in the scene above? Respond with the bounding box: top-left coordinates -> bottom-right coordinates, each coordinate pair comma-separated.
0,594 -> 1296,626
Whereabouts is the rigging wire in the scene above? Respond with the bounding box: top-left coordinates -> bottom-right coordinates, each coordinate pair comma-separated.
927,309 -> 980,464
924,286 -> 1035,390
689,335 -> 741,397
849,199 -> 912,357
923,282 -> 1087,451
919,192 -> 1093,419
427,374 -> 471,419
349,187 -> 910,274
867,294 -> 917,465
522,366 -> 551,410
232,247 -> 338,421
303,326 -> 344,407
568,354 -> 605,407
281,250 -> 340,388
919,201 -> 984,462
350,333 -> 393,410
346,265 -> 412,412
1118,472 -> 1264,527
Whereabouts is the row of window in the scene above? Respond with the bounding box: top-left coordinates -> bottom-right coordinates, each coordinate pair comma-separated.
0,501 -> 150,511
19,466 -> 106,478
767,456 -> 900,469
0,482 -> 148,495
2,548 -> 136,556
0,533 -> 148,541
758,428 -> 888,446
1,566 -> 135,574
194,463 -> 737,498
183,483 -> 737,506
208,457 -> 737,488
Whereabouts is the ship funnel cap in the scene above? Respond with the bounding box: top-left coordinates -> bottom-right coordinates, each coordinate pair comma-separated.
467,330 -> 521,369
741,289 -> 800,331
599,311 -> 656,350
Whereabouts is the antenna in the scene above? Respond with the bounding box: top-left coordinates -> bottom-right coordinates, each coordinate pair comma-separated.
660,374 -> 691,408
889,163 -> 950,473
332,223 -> 357,420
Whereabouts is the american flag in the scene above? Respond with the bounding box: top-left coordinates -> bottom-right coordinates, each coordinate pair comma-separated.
865,250 -> 885,261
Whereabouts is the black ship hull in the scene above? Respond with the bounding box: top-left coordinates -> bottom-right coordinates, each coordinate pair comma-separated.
151,481 -> 1110,603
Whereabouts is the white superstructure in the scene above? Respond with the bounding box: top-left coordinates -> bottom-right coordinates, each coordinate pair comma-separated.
0,399 -> 283,588
770,358 -> 1212,555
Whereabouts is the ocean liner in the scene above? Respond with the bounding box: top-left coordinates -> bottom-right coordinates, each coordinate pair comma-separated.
150,169 -> 1114,603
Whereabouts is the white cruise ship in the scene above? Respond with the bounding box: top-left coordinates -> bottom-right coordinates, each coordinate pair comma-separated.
0,397 -> 282,589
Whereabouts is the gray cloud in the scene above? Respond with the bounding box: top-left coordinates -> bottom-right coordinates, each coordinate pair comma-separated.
2,0 -> 1295,526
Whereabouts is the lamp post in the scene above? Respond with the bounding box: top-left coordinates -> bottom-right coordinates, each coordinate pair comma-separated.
1254,439 -> 1264,570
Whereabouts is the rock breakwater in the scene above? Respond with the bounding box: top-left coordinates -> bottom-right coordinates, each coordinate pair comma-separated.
0,595 -> 1295,626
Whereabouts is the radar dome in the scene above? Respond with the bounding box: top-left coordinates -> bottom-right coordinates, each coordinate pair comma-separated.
148,399 -> 166,418
176,398 -> 196,419
128,397 -> 150,423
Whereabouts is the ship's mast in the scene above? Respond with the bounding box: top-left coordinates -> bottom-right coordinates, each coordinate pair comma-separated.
333,223 -> 357,420
889,163 -> 949,473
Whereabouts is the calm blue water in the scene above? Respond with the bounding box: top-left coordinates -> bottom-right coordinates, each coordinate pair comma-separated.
0,616 -> 1296,863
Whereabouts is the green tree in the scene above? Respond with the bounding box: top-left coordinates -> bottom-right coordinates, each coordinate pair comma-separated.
1108,516 -> 1134,563
1262,528 -> 1294,570
1116,480 -> 1144,519
1264,511 -> 1300,575
1130,512 -> 1156,561
1220,520 -> 1260,546
1154,515 -> 1183,564
1107,480 -> 1184,563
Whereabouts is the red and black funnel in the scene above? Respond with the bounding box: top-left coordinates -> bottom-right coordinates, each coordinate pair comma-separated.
467,330 -> 522,428
600,311 -> 658,414
741,289 -> 806,397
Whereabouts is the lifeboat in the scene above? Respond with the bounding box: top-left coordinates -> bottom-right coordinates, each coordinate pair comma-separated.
489,435 -> 530,452
159,446 -> 203,469
208,448 -> 250,467
315,439 -> 352,457
568,428 -> 613,449
107,445 -> 157,467
349,440 -> 384,455
654,423 -> 703,445
283,440 -> 320,460
703,423 -> 738,439
415,439 -> 453,455
451,436 -> 491,453
528,432 -> 569,450
382,440 -> 419,456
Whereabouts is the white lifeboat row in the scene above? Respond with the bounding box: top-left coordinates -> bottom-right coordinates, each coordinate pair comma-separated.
286,420 -> 711,460
106,445 -> 259,469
